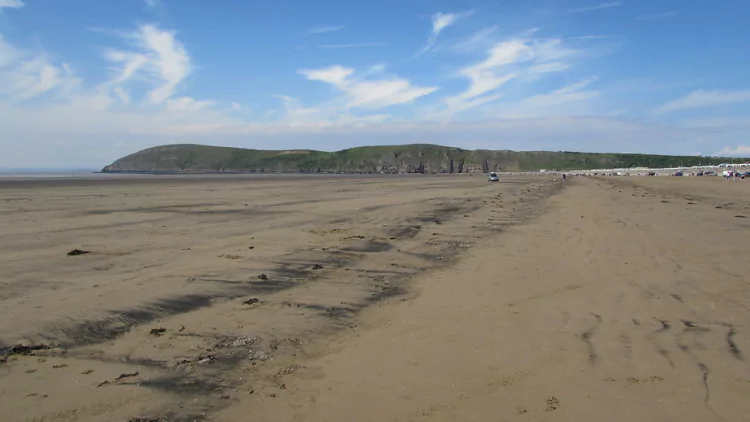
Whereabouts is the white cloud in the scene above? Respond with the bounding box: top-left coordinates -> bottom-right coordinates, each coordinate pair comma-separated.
449,26 -> 498,53
270,94 -> 332,123
138,26 -> 191,103
0,35 -> 19,66
298,65 -> 438,110
113,86 -> 130,105
0,77 -> 735,167
0,22 -> 230,167
267,94 -> 395,126
0,0 -> 23,9
347,79 -> 438,109
681,117 -> 750,129
105,24 -> 191,104
604,109 -> 627,117
637,11 -> 681,21
318,42 -> 390,49
493,79 -> 599,118
231,102 -> 241,110
569,35 -> 614,40
0,57 -> 61,100
655,90 -> 750,113
523,79 -> 599,106
165,96 -> 215,113
714,146 -> 750,157
0,35 -> 77,102
144,0 -> 159,7
432,12 -> 459,36
306,25 -> 344,35
415,10 -> 474,57
460,41 -> 528,94
338,114 -> 391,124
366,63 -> 387,75
529,61 -> 571,74
569,2 -> 622,13
104,49 -> 148,84
441,93 -> 505,116
299,65 -> 354,85
431,36 -> 578,117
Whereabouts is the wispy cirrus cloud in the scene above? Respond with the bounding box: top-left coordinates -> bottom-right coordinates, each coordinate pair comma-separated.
415,10 -> 474,57
569,35 -> 614,40
655,89 -> 750,113
268,93 -> 392,125
104,24 -> 192,104
271,94 -> 328,123
0,20 -> 235,168
569,2 -> 622,13
637,11 -> 681,21
0,32 -> 80,102
306,25 -> 344,35
448,26 -> 498,53
112,86 -> 130,105
318,42 -> 390,49
144,0 -> 160,7
528,61 -> 571,74
428,35 -> 579,117
298,65 -> 438,110
494,78 -> 600,118
0,0 -> 23,10
1,19 -> 216,133
166,96 -> 215,113
0,57 -> 65,100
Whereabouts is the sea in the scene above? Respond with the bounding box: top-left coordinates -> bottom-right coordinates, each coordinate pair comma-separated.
0,170 -> 104,179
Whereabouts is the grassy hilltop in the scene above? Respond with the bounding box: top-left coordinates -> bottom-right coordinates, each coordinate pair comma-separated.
102,144 -> 744,173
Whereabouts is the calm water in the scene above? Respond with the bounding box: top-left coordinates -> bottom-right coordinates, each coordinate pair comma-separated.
0,171 -> 103,179
0,172 -> 383,178
0,172 -> 436,187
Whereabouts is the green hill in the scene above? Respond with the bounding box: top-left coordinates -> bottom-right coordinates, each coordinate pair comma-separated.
101,144 -> 745,173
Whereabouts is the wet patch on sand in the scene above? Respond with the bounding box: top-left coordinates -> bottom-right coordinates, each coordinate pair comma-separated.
339,238 -> 394,253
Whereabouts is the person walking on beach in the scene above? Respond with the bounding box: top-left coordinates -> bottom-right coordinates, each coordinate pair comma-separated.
562,173 -> 567,182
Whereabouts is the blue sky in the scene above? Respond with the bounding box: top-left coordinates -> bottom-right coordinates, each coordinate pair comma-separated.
1,0 -> 749,168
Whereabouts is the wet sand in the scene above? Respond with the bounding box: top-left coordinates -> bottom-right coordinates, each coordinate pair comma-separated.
1,175 -> 749,421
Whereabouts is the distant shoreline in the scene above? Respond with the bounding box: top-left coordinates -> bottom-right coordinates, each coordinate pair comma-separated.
0,172 -> 449,189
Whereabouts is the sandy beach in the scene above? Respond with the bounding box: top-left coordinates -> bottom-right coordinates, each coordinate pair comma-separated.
1,174 -> 748,421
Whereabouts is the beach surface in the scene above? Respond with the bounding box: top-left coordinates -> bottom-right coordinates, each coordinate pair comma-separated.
1,174 -> 748,421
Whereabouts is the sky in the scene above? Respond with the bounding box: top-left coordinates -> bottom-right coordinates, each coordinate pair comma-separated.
0,0 -> 749,168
